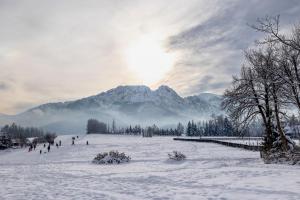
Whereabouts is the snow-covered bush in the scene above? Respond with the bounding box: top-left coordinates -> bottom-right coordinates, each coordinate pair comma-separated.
261,149 -> 300,165
272,135 -> 296,152
260,124 -> 300,165
261,136 -> 300,165
168,151 -> 186,161
92,150 -> 131,164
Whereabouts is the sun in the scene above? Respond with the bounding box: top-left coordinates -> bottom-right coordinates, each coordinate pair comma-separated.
125,36 -> 175,85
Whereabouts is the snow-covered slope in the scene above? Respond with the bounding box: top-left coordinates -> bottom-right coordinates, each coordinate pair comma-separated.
0,85 -> 223,133
184,92 -> 223,115
0,135 -> 299,200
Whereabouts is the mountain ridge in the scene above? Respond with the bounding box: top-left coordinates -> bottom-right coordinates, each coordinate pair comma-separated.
0,85 -> 224,134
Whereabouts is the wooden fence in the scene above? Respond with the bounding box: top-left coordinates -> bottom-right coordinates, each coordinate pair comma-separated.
173,138 -> 262,151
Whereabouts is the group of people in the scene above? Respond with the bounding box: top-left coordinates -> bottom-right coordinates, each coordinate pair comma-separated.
29,140 -> 62,154
38,141 -> 61,154
28,143 -> 37,152
28,136 -> 89,154
72,136 -> 89,146
72,136 -> 89,145
40,144 -> 51,154
55,140 -> 62,148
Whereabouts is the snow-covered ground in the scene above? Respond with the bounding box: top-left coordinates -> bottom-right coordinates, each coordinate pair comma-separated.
1,135 -> 300,200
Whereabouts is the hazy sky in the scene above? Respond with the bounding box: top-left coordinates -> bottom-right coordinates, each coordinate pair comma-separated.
1,0 -> 300,114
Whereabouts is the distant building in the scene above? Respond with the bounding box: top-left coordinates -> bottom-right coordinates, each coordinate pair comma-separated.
27,137 -> 38,144
0,135 -> 12,150
11,139 -> 22,147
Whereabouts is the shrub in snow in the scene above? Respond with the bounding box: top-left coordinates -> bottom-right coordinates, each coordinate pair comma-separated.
261,150 -> 300,165
92,150 -> 131,164
272,135 -> 296,152
168,151 -> 186,161
261,137 -> 300,165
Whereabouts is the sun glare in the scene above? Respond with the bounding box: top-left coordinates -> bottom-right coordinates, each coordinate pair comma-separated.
125,36 -> 175,85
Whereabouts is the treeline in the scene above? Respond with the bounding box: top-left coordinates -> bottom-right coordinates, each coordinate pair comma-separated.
86,115 -> 239,137
185,115 -> 263,137
0,123 -> 57,146
87,118 -> 183,136
124,124 -> 184,136
86,119 -> 108,134
223,15 -> 300,152
186,115 -> 238,137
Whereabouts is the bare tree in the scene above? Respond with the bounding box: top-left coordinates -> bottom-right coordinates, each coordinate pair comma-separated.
276,44 -> 300,110
112,119 -> 116,134
263,47 -> 289,151
243,15 -> 300,151
223,46 -> 289,150
250,15 -> 300,51
222,64 -> 273,149
251,16 -> 300,114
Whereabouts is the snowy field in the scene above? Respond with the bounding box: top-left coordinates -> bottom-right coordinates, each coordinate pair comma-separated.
0,135 -> 300,200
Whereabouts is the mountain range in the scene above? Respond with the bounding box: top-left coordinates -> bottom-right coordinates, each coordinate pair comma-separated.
0,85 -> 223,134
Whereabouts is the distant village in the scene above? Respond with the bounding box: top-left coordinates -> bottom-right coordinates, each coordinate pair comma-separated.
0,123 -> 56,150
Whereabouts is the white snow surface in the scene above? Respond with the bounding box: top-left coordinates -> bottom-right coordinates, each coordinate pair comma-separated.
0,135 -> 300,200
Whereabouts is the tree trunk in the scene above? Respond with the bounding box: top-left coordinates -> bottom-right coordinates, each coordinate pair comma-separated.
272,87 -> 288,151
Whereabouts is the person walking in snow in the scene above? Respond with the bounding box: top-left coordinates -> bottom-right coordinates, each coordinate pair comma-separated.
40,149 -> 42,154
44,143 -> 46,148
86,141 -> 89,145
47,144 -> 50,152
56,143 -> 59,148
29,144 -> 33,152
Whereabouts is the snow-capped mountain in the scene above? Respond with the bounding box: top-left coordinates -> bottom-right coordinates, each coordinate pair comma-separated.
0,85 -> 223,134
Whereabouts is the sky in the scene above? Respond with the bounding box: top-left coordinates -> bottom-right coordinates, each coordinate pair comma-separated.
1,0 -> 300,114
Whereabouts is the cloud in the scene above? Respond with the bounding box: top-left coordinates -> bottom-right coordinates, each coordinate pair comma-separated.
0,82 -> 9,90
1,0 -> 300,114
162,0 -> 300,95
